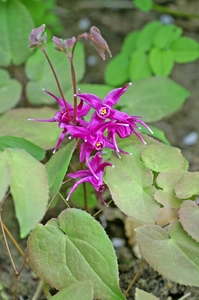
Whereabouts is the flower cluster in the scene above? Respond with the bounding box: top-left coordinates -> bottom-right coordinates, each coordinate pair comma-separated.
29,83 -> 152,203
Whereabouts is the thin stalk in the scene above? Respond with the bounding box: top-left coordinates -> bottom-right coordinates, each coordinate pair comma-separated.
58,192 -> 71,208
43,282 -> 52,299
3,223 -> 26,259
92,199 -> 113,218
80,161 -> 88,212
32,280 -> 44,300
124,259 -> 145,297
153,4 -> 199,19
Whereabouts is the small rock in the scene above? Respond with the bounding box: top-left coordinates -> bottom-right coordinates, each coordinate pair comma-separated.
160,14 -> 174,25
112,237 -> 125,248
87,55 -> 99,66
78,17 -> 91,31
183,131 -> 198,146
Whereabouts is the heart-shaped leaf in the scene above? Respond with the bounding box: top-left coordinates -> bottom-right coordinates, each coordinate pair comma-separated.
0,0 -> 33,66
106,153 -> 160,224
141,143 -> 187,172
27,208 -> 126,300
136,220 -> 199,286
4,148 -> 49,237
0,135 -> 45,161
0,108 -> 61,150
0,69 -> 22,113
50,281 -> 93,300
120,77 -> 190,122
46,140 -> 75,199
179,200 -> 199,242
175,172 -> 199,199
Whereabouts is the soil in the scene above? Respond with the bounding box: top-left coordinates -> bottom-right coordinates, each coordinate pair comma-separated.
1,0 -> 199,299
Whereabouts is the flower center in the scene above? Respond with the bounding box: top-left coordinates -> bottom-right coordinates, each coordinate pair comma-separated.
95,141 -> 103,150
98,106 -> 110,118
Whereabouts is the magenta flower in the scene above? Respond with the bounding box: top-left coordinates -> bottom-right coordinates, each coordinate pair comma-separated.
66,152 -> 113,203
28,90 -> 90,152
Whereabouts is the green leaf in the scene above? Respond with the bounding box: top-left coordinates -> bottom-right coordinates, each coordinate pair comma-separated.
25,42 -> 85,105
179,200 -> 199,242
136,220 -> 199,286
129,50 -> 152,81
0,135 -> 45,160
50,281 -> 94,300
140,125 -> 170,145
136,21 -> 163,52
46,141 -> 75,199
149,47 -> 174,76
154,170 -> 186,208
121,31 -> 140,57
120,77 -> 190,122
0,69 -> 22,113
134,0 -> 153,11
0,108 -> 61,150
153,25 -> 182,49
106,153 -> 160,223
0,151 -> 10,202
27,208 -> 126,300
175,172 -> 199,199
141,143 -> 187,172
135,288 -> 159,300
0,0 -> 33,66
68,182 -> 97,208
104,53 -> 129,87
4,148 -> 49,237
171,37 -> 199,63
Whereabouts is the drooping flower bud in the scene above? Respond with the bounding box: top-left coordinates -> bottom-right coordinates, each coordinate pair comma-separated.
52,36 -> 76,54
89,26 -> 112,60
29,24 -> 47,48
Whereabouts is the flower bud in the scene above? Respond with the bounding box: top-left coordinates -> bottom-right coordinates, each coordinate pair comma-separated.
89,26 -> 112,60
29,24 -> 47,48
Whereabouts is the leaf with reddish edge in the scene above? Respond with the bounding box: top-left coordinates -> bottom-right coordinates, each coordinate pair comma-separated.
50,281 -> 93,300
179,200 -> 199,242
136,220 -> 199,286
154,170 -> 186,209
27,208 -> 126,300
106,153 -> 160,224
175,172 -> 199,199
0,108 -> 61,150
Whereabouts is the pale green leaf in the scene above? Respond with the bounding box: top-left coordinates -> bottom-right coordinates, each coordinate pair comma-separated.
104,53 -> 129,87
171,37 -> 199,63
5,148 -> 49,237
120,77 -> 190,122
0,135 -> 45,161
25,42 -> 85,104
0,0 -> 33,66
141,144 -> 186,172
135,288 -> 159,300
0,108 -> 61,150
136,220 -> 199,286
129,50 -> 152,81
149,47 -> 174,76
179,200 -> 199,242
106,153 -> 160,223
0,151 -> 10,202
46,141 -> 75,199
121,31 -> 140,56
50,281 -> 93,300
0,69 -> 22,113
27,208 -> 126,300
175,172 -> 199,199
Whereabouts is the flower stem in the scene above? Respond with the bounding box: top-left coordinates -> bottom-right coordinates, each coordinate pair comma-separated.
124,259 -> 145,297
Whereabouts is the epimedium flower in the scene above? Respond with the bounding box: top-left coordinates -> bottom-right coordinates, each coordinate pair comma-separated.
66,152 -> 113,204
28,89 -> 91,152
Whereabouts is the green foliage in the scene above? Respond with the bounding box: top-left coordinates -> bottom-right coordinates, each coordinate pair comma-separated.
50,281 -> 94,300
0,0 -> 34,66
27,208 -> 126,300
0,135 -> 45,160
46,141 -> 75,199
134,0 -> 153,12
0,148 -> 49,237
135,288 -> 158,300
136,220 -> 199,286
69,182 -> 97,208
105,21 -> 199,85
0,69 -> 22,113
0,108 -> 61,149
